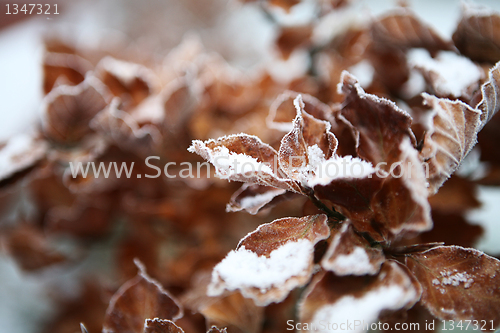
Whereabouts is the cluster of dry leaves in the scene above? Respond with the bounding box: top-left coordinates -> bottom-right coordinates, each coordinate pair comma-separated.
2,0 -> 500,332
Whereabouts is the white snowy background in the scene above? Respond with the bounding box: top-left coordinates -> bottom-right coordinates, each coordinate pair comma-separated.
1,0 -> 500,332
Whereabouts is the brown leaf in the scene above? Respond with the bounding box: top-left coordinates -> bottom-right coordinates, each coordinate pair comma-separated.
181,273 -> 263,333
188,134 -> 300,193
103,260 -> 183,333
371,8 -> 451,53
298,261 -> 421,331
419,94 -> 482,194
278,95 -> 337,182
226,183 -> 288,215
0,134 -> 47,183
2,223 -> 67,271
143,319 -> 184,333
339,71 -> 415,167
477,61 -> 500,130
276,25 -> 313,59
208,215 -> 329,306
43,51 -> 92,94
321,222 -> 385,276
207,326 -> 227,333
406,246 -> 500,327
452,5 -> 500,64
42,76 -> 110,144
428,175 -> 481,213
95,57 -> 158,109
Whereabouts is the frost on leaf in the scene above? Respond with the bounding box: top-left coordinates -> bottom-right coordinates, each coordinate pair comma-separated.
90,98 -> 162,155
182,273 -> 263,333
226,183 -> 288,215
188,133 -> 300,193
278,96 -> 337,182
371,8 -> 452,53
419,94 -> 482,194
143,319 -> 184,333
208,215 -> 329,306
321,222 -> 384,276
206,327 -> 227,333
103,260 -> 183,333
406,246 -> 500,327
452,4 -> 500,64
477,61 -> 500,130
338,71 -> 415,167
42,76 -> 110,144
0,134 -> 47,183
298,261 -> 421,333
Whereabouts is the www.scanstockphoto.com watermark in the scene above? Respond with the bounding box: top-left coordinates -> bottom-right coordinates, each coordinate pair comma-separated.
67,155 -> 430,180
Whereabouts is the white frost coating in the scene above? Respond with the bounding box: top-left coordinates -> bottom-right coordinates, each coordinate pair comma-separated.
208,239 -> 313,295
211,146 -> 274,178
434,270 -> 474,289
98,56 -> 156,87
311,284 -> 417,333
409,49 -> 482,97
236,188 -> 286,212
329,247 -> 373,276
0,133 -> 46,180
347,60 -> 374,88
308,155 -> 375,187
266,49 -> 310,84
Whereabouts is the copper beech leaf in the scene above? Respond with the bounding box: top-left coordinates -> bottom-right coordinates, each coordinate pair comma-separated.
42,76 -> 111,144
406,246 -> 500,328
298,261 -> 421,333
182,273 -> 263,333
452,5 -> 500,64
225,183 -> 288,215
0,134 -> 47,183
371,8 -> 452,54
278,96 -> 338,182
143,319 -> 184,333
419,94 -> 482,194
188,134 -> 301,193
321,222 -> 385,276
103,260 -> 183,333
208,214 -> 329,306
477,61 -> 500,129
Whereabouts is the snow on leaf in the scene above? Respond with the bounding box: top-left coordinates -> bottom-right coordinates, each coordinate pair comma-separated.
188,133 -> 300,193
409,49 -> 483,99
477,61 -> 500,130
298,261 -> 421,333
181,273 -> 263,333
208,215 -> 329,306
371,8 -> 452,54
278,95 -> 337,182
42,76 -> 111,144
321,222 -> 384,276
406,245 -> 500,327
419,94 -> 482,194
338,71 -> 416,168
103,260 -> 183,333
226,183 -> 288,215
452,4 -> 500,64
143,319 -> 184,333
206,327 -> 227,333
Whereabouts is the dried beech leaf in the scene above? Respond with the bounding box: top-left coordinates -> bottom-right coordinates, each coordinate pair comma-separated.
371,8 -> 452,53
163,77 -> 197,131
298,261 -> 421,332
103,260 -> 183,333
338,71 -> 415,167
278,96 -> 337,182
182,273 -> 263,333
477,61 -> 500,129
226,183 -> 287,215
2,223 -> 67,271
276,25 -> 313,59
452,5 -> 500,64
208,214 -> 329,306
43,52 -> 92,94
95,57 -> 158,108
42,76 -> 110,144
90,98 -> 162,155
406,246 -> 500,327
420,94 -> 482,194
321,222 -> 384,276
143,319 -> 184,333
188,134 -> 300,193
